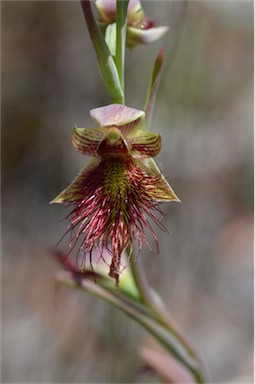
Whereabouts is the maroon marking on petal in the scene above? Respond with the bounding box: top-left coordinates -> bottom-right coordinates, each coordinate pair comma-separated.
72,128 -> 104,156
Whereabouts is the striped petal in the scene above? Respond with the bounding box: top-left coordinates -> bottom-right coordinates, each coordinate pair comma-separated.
130,130 -> 162,159
135,158 -> 181,202
72,126 -> 106,156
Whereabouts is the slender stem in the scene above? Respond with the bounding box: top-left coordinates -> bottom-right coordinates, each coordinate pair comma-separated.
128,246 -> 206,380
54,249 -> 205,381
115,0 -> 129,100
58,271 -> 203,380
80,0 -> 124,104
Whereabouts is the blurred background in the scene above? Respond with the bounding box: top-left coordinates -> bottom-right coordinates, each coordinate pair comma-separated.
2,1 -> 253,383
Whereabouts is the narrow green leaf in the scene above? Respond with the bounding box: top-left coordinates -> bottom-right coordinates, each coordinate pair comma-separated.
57,271 -> 202,381
144,48 -> 164,129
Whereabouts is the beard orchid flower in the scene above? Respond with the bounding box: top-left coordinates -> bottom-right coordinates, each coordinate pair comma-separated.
52,104 -> 179,285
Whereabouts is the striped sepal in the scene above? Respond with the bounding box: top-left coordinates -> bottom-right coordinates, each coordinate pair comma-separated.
135,158 -> 181,202
130,130 -> 162,159
72,126 -> 105,156
50,159 -> 101,203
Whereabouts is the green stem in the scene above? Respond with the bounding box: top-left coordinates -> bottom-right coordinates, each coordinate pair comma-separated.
80,0 -> 124,104
58,271 -> 202,379
115,0 -> 129,100
128,246 -> 206,382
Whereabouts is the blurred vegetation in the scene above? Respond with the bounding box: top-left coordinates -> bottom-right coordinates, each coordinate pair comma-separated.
2,1 -> 253,383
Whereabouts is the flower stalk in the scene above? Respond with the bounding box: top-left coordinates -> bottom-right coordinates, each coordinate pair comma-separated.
115,0 -> 129,92
57,270 -> 204,382
128,245 -> 198,358
81,0 -> 124,103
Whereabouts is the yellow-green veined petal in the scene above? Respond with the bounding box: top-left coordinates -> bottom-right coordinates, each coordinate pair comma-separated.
50,158 -> 101,204
72,126 -> 106,156
90,104 -> 144,128
130,130 -> 162,159
135,158 -> 181,202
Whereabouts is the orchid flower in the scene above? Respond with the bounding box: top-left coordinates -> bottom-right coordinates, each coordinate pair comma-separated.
52,104 -> 179,286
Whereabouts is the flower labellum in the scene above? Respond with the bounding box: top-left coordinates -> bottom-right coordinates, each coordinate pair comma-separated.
51,104 -> 179,285
95,0 -> 169,49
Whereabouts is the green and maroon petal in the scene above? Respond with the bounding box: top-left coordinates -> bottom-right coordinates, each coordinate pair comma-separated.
129,130 -> 162,159
72,126 -> 106,156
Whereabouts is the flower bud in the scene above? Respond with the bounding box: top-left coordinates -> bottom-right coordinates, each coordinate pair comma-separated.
95,0 -> 169,49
